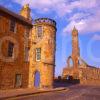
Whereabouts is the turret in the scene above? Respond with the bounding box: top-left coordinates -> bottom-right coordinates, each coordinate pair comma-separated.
28,18 -> 56,89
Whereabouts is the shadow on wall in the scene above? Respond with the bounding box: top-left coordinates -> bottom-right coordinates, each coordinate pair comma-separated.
54,76 -> 80,88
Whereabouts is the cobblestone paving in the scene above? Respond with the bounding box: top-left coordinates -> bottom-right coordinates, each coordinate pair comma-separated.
8,85 -> 100,100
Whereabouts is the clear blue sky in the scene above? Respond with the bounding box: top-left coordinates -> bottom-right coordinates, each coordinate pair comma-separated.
0,0 -> 100,76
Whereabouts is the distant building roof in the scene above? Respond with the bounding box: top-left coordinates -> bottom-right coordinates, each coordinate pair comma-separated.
0,5 -> 33,26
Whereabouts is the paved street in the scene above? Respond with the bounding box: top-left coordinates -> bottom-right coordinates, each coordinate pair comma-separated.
6,85 -> 100,100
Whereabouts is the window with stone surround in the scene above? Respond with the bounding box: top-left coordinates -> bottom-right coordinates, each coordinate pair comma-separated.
10,19 -> 16,33
37,26 -> 43,38
8,42 -> 14,57
36,48 -> 41,61
15,74 -> 22,88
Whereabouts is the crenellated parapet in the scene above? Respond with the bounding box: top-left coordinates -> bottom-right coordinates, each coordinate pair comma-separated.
34,18 -> 56,28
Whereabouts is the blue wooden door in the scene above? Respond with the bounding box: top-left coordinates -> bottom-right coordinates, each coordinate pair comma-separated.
34,71 -> 40,88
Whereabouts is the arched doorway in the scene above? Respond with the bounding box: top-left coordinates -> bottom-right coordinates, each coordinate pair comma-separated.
34,71 -> 40,88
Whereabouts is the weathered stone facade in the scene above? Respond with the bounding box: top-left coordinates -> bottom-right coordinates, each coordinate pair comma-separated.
62,27 -> 100,86
0,5 -> 56,90
28,18 -> 56,88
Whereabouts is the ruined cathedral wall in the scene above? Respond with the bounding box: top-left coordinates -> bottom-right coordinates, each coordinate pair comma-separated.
79,68 -> 100,86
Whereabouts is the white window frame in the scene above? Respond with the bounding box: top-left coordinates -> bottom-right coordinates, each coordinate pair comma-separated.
36,48 -> 41,61
15,74 -> 22,88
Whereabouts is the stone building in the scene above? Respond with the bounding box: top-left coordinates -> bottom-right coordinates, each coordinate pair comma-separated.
62,27 -> 100,86
0,4 -> 56,90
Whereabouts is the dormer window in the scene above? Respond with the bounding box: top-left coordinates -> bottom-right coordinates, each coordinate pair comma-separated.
10,19 -> 16,33
37,26 -> 43,38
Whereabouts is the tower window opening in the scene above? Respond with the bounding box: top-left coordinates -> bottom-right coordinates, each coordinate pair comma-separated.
36,48 -> 41,61
37,26 -> 43,38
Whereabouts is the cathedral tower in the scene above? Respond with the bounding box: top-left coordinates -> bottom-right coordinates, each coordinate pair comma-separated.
72,26 -> 80,58
72,26 -> 80,69
29,18 -> 56,88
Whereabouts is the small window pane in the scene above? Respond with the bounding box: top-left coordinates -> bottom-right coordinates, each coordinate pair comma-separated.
37,26 -> 42,38
15,74 -> 22,88
36,48 -> 41,61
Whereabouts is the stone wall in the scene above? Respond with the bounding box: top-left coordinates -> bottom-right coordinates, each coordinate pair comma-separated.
62,68 -> 74,78
0,12 -> 31,89
0,6 -> 56,90
79,67 -> 100,86
28,19 -> 56,88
